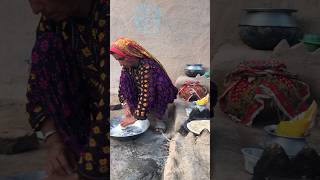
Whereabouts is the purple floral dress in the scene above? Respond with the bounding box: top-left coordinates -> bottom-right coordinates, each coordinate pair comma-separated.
26,0 -> 109,179
118,58 -> 178,120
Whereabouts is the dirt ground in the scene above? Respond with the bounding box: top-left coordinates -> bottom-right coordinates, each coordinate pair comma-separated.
109,91 -> 210,180
110,109 -> 170,180
0,99 -> 45,178
213,106 -> 260,180
0,90 -> 211,180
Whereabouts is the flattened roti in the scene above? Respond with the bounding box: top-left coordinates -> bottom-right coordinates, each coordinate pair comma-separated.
187,120 -> 210,135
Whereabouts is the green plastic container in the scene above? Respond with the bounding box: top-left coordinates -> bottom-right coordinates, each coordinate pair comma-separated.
303,34 -> 320,43
204,71 -> 210,78
302,34 -> 320,52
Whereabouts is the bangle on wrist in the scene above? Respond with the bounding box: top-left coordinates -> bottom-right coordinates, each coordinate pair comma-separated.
43,130 -> 58,142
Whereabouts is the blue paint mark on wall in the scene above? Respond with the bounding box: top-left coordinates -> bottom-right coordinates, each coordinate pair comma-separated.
134,3 -> 161,34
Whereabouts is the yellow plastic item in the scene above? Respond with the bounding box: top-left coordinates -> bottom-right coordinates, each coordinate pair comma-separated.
276,100 -> 318,137
196,94 -> 209,105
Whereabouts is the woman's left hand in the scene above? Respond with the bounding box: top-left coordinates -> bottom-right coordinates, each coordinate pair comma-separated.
43,173 -> 78,180
120,116 -> 137,127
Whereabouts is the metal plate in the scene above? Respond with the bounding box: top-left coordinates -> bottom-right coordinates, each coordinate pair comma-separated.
110,116 -> 150,139
187,120 -> 210,135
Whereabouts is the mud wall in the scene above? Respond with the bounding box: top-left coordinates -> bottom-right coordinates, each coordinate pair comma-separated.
0,1 -> 38,100
110,0 -> 210,89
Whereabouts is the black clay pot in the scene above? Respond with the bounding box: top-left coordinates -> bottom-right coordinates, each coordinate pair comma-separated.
239,8 -> 303,50
184,64 -> 206,77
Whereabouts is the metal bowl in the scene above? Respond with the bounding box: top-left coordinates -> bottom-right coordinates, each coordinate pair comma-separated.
110,116 -> 150,140
185,64 -> 204,70
239,26 -> 302,50
239,8 -> 298,27
184,64 -> 206,77
239,8 -> 302,50
184,69 -> 206,77
263,125 -> 307,157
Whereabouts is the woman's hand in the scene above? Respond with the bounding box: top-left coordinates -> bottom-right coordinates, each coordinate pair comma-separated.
120,116 -> 137,127
44,134 -> 75,176
123,103 -> 132,118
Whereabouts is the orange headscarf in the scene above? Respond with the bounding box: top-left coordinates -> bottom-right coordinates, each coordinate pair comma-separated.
110,37 -> 164,69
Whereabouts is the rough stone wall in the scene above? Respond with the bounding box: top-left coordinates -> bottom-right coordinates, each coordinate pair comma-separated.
110,0 -> 210,90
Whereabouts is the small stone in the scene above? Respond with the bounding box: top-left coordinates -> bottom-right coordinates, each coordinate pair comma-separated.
291,42 -> 309,54
311,47 -> 320,56
272,39 -> 290,56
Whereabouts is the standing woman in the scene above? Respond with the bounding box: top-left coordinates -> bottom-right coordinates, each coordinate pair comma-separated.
27,0 -> 109,179
110,37 -> 178,133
